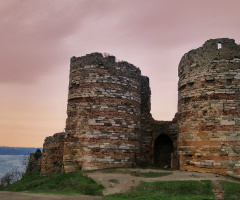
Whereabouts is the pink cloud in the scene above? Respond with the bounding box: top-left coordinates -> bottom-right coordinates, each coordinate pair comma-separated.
1,0 -> 240,146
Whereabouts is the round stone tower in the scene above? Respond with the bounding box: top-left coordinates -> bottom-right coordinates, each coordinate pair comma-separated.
63,53 -> 142,172
178,38 -> 240,177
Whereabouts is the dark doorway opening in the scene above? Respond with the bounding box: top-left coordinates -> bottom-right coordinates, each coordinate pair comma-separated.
154,134 -> 173,168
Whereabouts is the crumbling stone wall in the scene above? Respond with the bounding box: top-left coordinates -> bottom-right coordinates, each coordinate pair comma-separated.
138,76 -> 154,166
41,132 -> 64,174
177,38 -> 240,177
63,53 -> 147,172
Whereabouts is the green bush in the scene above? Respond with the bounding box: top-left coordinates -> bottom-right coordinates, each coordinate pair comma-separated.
33,149 -> 42,160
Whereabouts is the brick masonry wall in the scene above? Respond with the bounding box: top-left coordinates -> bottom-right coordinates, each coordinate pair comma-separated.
177,38 -> 240,177
138,76 -> 154,165
63,53 -> 144,172
41,132 -> 65,174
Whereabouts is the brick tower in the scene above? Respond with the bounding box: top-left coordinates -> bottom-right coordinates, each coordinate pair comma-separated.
63,53 -> 144,172
177,38 -> 240,177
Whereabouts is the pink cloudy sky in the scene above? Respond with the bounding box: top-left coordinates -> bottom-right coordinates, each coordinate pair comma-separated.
1,0 -> 240,147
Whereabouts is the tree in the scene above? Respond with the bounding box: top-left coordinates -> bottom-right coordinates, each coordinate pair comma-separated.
0,149 -> 42,188
34,148 -> 42,160
0,167 -> 23,187
26,149 -> 42,173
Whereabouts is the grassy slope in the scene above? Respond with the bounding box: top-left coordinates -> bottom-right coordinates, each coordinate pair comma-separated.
1,170 -> 103,196
2,168 -> 240,199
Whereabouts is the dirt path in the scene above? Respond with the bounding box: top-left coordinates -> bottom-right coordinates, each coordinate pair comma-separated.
85,168 -> 240,195
1,169 -> 239,199
0,191 -> 102,200
212,180 -> 224,200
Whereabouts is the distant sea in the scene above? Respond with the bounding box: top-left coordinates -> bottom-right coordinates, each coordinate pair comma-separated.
0,155 -> 27,178
0,147 -> 42,178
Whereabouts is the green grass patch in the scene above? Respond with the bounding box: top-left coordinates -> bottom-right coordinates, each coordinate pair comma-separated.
139,166 -> 176,171
85,167 -> 120,173
85,168 -> 172,178
2,170 -> 103,196
221,181 -> 240,200
104,180 -> 214,200
137,171 -> 172,178
225,174 -> 240,182
109,179 -> 119,184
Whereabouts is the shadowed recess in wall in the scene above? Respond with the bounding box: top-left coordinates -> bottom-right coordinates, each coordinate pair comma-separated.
154,134 -> 173,168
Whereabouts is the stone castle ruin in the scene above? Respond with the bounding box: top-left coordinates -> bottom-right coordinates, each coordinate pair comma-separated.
41,38 -> 240,178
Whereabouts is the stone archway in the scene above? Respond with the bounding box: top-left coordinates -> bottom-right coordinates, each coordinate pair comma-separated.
154,134 -> 173,168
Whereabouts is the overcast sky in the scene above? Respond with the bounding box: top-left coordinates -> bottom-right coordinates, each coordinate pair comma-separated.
1,0 -> 240,147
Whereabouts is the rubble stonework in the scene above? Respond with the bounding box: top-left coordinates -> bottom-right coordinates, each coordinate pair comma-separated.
178,38 -> 240,177
138,76 -> 155,166
41,132 -> 64,173
41,38 -> 240,178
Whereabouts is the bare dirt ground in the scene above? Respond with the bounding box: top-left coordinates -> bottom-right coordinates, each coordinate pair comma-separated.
85,168 -> 240,195
0,168 -> 239,199
0,191 -> 102,200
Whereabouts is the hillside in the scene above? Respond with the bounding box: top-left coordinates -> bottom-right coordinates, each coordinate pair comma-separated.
0,146 -> 42,178
0,147 -> 42,155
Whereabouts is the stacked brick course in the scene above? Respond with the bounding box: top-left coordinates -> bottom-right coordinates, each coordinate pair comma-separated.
41,132 -> 64,173
63,53 -> 145,172
41,38 -> 239,178
178,38 -> 240,177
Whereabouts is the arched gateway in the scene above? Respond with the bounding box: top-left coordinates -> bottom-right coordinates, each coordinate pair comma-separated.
154,134 -> 173,168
